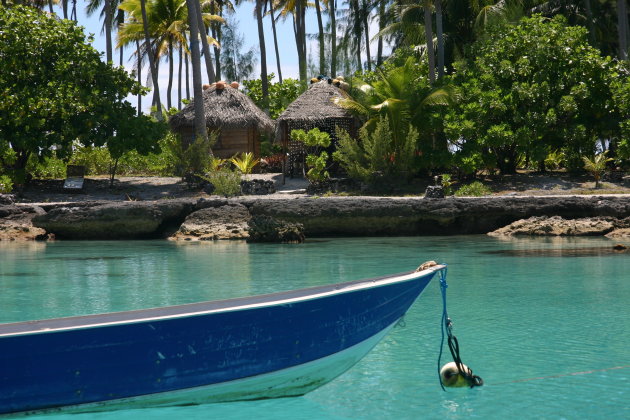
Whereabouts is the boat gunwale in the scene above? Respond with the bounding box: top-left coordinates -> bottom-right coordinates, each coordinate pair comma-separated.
0,265 -> 444,338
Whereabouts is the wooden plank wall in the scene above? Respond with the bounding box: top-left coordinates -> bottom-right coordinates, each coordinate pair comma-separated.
214,128 -> 260,159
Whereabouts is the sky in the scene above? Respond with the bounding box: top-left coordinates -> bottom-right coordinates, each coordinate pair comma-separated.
51,2 -> 388,113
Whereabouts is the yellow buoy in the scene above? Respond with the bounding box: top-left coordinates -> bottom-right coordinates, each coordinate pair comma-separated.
440,362 -> 471,388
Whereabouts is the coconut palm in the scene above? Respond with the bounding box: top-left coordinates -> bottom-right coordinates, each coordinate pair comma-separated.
265,0 -> 283,82
276,0 -> 308,82
582,151 -> 613,189
334,56 -> 452,152
255,0 -> 269,104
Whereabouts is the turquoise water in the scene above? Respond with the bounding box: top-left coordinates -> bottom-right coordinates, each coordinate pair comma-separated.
1,237 -> 629,419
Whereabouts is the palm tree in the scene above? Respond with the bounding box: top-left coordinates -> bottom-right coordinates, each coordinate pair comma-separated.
422,0 -> 435,84
186,0 -> 208,141
582,151 -> 613,189
266,0 -> 283,82
334,57 -> 451,153
617,0 -> 628,60
330,0 -> 337,76
140,0 -> 162,117
119,0 -> 187,110
315,0 -> 326,75
277,0 -> 308,82
255,0 -> 269,105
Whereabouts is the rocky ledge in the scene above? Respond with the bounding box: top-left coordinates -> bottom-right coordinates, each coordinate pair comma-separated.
1,195 -> 628,241
488,216 -> 630,237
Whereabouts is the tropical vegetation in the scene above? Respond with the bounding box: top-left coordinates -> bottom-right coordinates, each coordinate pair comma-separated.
1,0 -> 629,194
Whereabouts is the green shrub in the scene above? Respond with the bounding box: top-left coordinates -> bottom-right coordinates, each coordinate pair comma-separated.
162,132 -> 217,177
290,128 -> 332,183
454,181 -> 492,197
0,174 -> 13,193
204,169 -> 242,197
26,155 -> 66,179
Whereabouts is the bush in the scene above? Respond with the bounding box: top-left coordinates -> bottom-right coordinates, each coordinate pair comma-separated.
203,169 -> 242,197
162,132 -> 217,177
454,181 -> 492,197
26,155 -> 66,179
0,174 -> 13,193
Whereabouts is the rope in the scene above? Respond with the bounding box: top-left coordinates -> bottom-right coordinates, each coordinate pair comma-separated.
437,267 -> 483,389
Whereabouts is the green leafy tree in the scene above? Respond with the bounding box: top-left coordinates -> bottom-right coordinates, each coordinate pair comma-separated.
242,74 -> 305,119
444,15 -> 625,174
0,6 -> 161,182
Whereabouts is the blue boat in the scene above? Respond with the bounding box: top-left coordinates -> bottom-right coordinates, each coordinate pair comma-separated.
0,264 -> 444,416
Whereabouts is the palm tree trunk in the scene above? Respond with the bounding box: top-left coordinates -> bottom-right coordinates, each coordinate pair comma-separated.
140,0 -> 162,119
376,0 -> 384,67
211,24 -> 221,81
62,0 -> 68,19
256,0 -> 269,107
315,0 -> 325,75
331,0 -> 337,76
435,0 -> 444,78
618,0 -> 629,60
269,0 -> 283,82
185,50 -> 190,100
582,0 -> 596,45
104,0 -> 113,63
136,39 -> 142,116
293,1 -> 307,83
351,0 -> 362,70
423,0 -> 435,84
362,0 -> 371,71
48,0 -> 53,13
194,0 -> 216,83
118,9 -> 125,67
167,46 -> 174,109
178,44 -> 183,110
186,0 -> 209,142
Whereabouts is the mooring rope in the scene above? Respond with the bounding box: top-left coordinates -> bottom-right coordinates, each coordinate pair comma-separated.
437,266 -> 483,390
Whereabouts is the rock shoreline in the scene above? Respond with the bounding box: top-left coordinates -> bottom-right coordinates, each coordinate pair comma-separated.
2,195 -> 630,241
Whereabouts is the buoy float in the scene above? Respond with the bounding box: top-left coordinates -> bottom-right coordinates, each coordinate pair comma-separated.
230,81 -> 239,89
440,362 -> 471,388
215,81 -> 226,90
202,84 -> 211,90
310,77 -> 319,84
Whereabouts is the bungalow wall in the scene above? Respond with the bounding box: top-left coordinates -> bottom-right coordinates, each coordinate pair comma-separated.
176,126 -> 261,160
213,127 -> 261,160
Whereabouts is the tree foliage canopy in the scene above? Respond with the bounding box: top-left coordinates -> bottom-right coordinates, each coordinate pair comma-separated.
0,5 -> 164,177
444,15 -> 627,174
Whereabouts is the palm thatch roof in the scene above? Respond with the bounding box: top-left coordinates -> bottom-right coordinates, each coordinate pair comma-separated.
276,81 -> 354,123
169,85 -> 274,134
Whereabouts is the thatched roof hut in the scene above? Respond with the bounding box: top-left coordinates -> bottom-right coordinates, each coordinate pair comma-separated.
275,80 -> 360,176
169,84 -> 274,159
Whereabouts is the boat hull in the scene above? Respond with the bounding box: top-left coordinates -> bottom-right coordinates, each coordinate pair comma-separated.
0,267 -> 442,416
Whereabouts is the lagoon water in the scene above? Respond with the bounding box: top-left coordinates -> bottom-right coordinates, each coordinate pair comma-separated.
1,236 -> 628,419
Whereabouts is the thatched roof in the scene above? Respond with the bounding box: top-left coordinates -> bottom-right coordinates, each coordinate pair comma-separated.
276,81 -> 354,123
169,85 -> 274,133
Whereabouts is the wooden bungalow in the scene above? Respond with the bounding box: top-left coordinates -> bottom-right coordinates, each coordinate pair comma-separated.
275,80 -> 360,176
169,83 -> 274,160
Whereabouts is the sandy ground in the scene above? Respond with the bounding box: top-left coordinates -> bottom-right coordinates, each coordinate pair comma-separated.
10,171 -> 630,204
